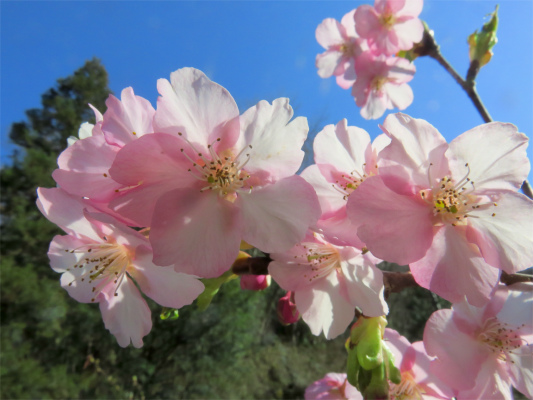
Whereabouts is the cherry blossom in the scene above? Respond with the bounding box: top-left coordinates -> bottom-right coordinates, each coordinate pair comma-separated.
384,328 -> 453,399
348,113 -> 533,306
305,373 -> 362,400
37,187 -> 204,348
352,53 -> 416,120
354,0 -> 424,56
424,283 -> 533,399
109,68 -> 320,278
269,231 -> 388,339
301,119 -> 390,248
53,87 -> 154,206
315,10 -> 366,89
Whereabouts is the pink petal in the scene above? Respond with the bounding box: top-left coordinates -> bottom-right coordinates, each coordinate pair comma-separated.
53,135 -> 121,201
237,98 -> 307,180
456,357 -> 513,400
376,0 -> 406,14
37,187 -> 100,240
383,328 -> 411,368
296,271 -> 355,339
447,122 -> 530,192
339,254 -> 388,317
354,5 -> 381,38
466,191 -> 533,274
392,18 -> 424,49
150,189 -> 242,278
129,246 -> 205,308
317,209 -> 366,249
385,82 -> 414,110
395,0 -> 423,18
410,226 -> 500,306
316,18 -> 345,48
347,175 -> 434,265
99,277 -> 152,348
314,119 -> 372,180
300,164 -> 346,217
154,68 -> 240,147
424,309 -> 487,391
378,113 -> 449,195
101,87 -> 155,147
238,175 -> 321,253
507,346 -> 533,399
359,89 -> 387,120
316,51 -> 344,78
109,182 -> 182,228
109,133 -> 193,188
340,9 -> 358,38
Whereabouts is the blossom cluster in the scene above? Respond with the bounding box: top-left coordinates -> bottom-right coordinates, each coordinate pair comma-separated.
315,0 -> 424,119
38,66 -> 532,397
307,283 -> 533,399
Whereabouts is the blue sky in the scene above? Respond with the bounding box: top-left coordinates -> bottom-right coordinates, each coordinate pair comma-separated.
1,0 -> 532,182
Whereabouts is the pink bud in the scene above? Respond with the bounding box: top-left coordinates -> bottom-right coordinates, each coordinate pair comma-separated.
240,274 -> 271,291
277,291 -> 300,325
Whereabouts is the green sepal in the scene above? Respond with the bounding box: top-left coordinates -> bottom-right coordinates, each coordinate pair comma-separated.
160,307 -> 179,320
350,316 -> 387,371
468,5 -> 498,68
346,345 -> 360,388
196,269 -> 238,311
362,362 -> 390,400
383,343 -> 402,385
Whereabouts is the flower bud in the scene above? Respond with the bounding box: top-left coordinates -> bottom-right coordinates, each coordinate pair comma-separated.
467,5 -> 498,72
240,274 -> 271,291
277,291 -> 299,325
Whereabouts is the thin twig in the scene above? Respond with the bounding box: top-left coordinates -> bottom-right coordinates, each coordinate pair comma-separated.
422,28 -> 532,199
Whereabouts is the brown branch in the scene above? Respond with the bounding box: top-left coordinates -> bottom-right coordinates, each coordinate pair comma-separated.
231,256 -> 532,294
500,271 -> 533,286
419,28 -> 532,200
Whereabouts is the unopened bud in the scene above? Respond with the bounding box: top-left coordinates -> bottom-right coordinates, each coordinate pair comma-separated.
277,291 -> 299,325
240,274 -> 271,291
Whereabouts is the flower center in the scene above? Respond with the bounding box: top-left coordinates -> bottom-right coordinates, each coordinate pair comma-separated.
380,11 -> 397,29
65,239 -> 131,301
389,371 -> 424,400
292,238 -> 341,283
371,76 -> 389,93
333,164 -> 377,200
420,163 -> 497,226
339,42 -> 355,57
477,317 -> 527,362
179,133 -> 253,200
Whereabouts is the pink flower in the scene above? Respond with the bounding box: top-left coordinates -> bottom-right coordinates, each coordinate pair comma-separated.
316,10 -> 366,89
352,53 -> 416,120
354,0 -> 424,56
305,373 -> 362,400
269,232 -> 388,339
384,328 -> 453,399
109,68 -> 321,278
53,87 -> 155,206
348,113 -> 533,306
37,187 -> 204,348
424,283 -> 533,399
301,119 -> 390,248
277,291 -> 300,325
240,274 -> 271,291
